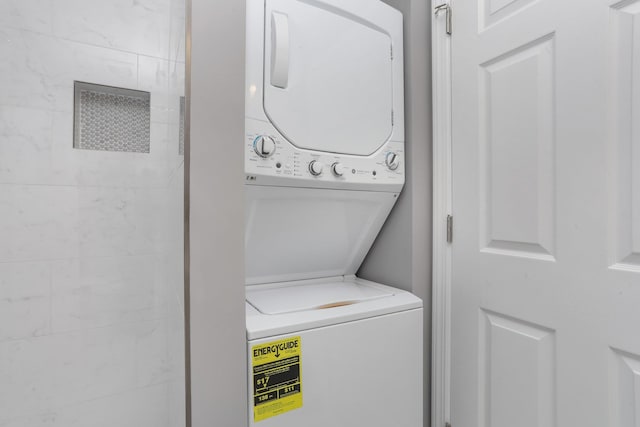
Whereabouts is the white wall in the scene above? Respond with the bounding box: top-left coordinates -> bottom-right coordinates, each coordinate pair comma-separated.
187,0 -> 248,426
0,0 -> 186,425
358,1 -> 433,425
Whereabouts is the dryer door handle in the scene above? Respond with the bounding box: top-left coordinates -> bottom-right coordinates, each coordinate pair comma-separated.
270,12 -> 289,89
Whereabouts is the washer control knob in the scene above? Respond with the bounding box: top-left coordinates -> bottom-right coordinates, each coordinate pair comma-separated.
385,152 -> 400,171
309,160 -> 324,176
253,136 -> 276,158
331,162 -> 345,177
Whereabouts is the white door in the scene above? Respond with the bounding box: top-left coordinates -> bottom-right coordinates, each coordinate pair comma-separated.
450,0 -> 640,426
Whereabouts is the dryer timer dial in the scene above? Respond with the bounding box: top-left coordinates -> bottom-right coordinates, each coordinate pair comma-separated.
253,136 -> 276,158
385,152 -> 400,170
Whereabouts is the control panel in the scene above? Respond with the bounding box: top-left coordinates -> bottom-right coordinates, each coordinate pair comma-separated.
245,119 -> 405,191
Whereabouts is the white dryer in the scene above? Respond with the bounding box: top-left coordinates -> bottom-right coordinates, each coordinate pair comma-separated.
244,1 -> 423,426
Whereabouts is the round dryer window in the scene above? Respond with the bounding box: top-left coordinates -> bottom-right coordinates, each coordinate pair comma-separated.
263,0 -> 394,156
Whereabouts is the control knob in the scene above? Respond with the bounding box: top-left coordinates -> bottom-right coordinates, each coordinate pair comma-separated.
385,152 -> 400,171
331,162 -> 345,177
309,160 -> 324,176
253,136 -> 276,158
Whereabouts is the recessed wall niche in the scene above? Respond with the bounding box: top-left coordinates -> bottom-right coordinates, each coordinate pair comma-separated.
73,81 -> 151,153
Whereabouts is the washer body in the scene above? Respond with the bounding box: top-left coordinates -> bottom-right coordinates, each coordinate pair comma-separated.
244,1 -> 422,425
247,277 -> 423,427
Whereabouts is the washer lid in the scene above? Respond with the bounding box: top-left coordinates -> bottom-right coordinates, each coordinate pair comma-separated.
245,277 -> 423,340
246,280 -> 394,315
263,0 -> 395,156
245,186 -> 398,285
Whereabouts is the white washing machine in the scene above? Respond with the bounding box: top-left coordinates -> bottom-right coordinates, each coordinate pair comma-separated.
244,0 -> 423,426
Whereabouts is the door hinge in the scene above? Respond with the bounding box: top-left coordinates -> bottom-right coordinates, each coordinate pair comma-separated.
434,3 -> 452,35
446,215 -> 453,243
390,44 -> 394,60
391,110 -> 394,126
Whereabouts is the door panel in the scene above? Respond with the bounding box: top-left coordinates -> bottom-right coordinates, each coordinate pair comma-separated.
480,0 -> 538,30
610,349 -> 640,426
450,0 -> 640,426
479,35 -> 555,260
478,311 -> 555,427
611,1 -> 640,270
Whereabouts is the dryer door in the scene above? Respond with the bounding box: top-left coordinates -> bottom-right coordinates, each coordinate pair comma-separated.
263,0 -> 395,156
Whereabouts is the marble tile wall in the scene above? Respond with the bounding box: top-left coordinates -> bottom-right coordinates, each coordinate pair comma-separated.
0,0 -> 186,425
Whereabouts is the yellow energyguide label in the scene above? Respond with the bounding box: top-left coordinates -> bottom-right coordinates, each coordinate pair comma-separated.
252,336 -> 302,422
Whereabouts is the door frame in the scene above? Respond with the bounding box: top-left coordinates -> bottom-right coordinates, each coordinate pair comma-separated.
431,2 -> 452,427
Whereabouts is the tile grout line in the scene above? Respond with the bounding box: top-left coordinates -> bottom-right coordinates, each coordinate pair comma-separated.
0,314 -> 173,345
2,25 -> 185,63
0,380 -> 176,425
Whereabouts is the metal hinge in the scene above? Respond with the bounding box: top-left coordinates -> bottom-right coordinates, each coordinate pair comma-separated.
434,3 -> 452,35
390,44 -> 394,60
446,215 -> 453,243
391,110 -> 394,126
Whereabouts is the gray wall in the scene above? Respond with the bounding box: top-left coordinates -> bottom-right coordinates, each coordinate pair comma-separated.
358,1 -> 433,425
188,0 -> 248,426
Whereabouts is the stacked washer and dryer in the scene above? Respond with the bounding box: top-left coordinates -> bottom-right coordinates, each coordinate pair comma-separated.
244,0 -> 423,426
